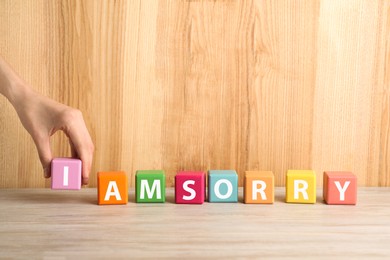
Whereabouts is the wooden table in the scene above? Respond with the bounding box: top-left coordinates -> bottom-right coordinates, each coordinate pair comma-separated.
1,188 -> 389,259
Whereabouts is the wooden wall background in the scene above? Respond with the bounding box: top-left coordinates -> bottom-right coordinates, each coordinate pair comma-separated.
0,0 -> 389,188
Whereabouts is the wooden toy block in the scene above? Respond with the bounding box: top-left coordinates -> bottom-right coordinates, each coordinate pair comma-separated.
97,171 -> 128,205
208,170 -> 238,203
286,170 -> 316,204
136,170 -> 166,203
175,171 -> 205,204
51,158 -> 82,190
244,171 -> 274,204
323,171 -> 357,205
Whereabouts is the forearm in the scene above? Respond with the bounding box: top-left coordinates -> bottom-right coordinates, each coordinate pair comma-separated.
0,56 -> 32,106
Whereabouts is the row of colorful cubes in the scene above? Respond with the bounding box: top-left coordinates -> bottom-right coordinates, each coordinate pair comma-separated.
51,158 -> 357,205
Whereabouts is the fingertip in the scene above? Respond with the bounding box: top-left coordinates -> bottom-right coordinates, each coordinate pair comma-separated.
44,167 -> 51,178
80,152 -> 93,186
81,160 -> 91,185
82,177 -> 89,186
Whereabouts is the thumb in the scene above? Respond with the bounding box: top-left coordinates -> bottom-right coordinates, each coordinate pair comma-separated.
33,136 -> 53,178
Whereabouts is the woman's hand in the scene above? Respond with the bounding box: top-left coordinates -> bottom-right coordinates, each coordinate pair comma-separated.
1,56 -> 94,184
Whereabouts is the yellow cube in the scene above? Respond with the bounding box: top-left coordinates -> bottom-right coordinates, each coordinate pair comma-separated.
286,170 -> 316,204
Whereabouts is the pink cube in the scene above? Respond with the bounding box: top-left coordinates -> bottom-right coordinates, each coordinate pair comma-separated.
323,171 -> 357,205
175,171 -> 205,204
51,158 -> 82,190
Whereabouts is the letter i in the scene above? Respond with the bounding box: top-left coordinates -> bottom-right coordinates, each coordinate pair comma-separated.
63,166 -> 69,186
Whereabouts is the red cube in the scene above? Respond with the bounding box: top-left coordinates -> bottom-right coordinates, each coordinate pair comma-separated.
323,171 -> 357,205
175,171 -> 205,204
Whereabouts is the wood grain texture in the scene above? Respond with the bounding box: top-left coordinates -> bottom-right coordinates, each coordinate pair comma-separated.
1,188 -> 390,258
0,0 -> 389,188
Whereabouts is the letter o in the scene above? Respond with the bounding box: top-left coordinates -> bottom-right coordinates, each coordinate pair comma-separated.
214,179 -> 233,199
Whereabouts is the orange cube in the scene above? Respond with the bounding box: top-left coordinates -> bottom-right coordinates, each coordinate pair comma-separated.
97,171 -> 128,205
244,171 -> 274,204
323,171 -> 357,205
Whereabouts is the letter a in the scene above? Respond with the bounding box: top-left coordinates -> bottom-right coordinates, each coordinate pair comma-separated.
104,181 -> 122,201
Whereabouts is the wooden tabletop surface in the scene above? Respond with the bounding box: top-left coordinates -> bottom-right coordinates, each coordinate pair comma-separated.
1,188 -> 390,259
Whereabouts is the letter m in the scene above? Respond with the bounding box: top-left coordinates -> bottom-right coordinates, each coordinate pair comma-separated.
140,179 -> 161,199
